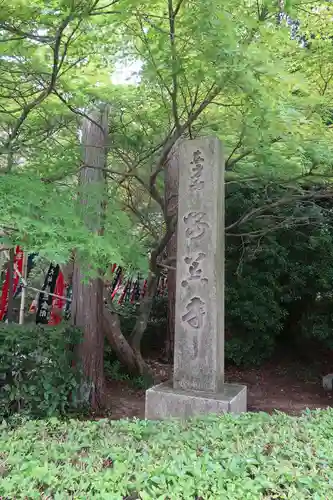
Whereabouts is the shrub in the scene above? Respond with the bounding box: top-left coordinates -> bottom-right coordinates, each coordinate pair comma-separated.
218,183 -> 333,365
1,409 -> 333,498
107,182 -> 333,367
0,324 -> 82,420
224,240 -> 286,365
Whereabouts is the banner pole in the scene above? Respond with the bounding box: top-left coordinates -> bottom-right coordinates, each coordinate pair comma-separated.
19,251 -> 28,325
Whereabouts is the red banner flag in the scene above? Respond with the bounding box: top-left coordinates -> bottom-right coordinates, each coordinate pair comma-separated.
49,271 -> 65,326
0,246 -> 24,321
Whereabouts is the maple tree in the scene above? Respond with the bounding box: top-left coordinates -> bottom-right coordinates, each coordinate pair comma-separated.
1,0 -> 333,404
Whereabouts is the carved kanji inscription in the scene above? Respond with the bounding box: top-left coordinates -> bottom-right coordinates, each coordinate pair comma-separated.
181,296 -> 206,329
189,149 -> 204,191
183,212 -> 209,242
192,336 -> 198,360
181,252 -> 208,287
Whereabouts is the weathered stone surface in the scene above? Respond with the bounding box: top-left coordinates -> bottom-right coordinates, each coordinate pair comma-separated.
145,381 -> 247,420
173,137 -> 224,393
145,137 -> 247,420
322,373 -> 333,391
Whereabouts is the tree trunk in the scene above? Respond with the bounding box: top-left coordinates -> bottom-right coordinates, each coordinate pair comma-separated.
164,145 -> 179,361
72,267 -> 105,407
71,106 -> 108,409
102,217 -> 175,380
129,271 -> 159,352
103,299 -> 153,381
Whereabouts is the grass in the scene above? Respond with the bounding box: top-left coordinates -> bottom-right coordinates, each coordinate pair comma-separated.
1,409 -> 333,499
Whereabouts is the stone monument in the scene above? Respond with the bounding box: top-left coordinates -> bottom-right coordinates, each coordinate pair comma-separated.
145,137 -> 247,419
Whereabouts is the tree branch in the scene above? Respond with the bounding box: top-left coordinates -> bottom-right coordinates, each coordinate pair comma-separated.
1,13 -> 76,161
174,0 -> 186,17
226,137 -> 282,171
225,190 -> 333,233
168,0 -> 180,132
149,84 -> 223,195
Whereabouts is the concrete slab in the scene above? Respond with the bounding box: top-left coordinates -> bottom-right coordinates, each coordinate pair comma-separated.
145,380 -> 247,420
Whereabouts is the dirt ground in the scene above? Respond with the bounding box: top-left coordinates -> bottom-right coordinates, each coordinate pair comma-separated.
104,354 -> 333,419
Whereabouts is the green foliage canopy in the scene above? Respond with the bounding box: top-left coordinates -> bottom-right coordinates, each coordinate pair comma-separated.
0,0 -> 333,270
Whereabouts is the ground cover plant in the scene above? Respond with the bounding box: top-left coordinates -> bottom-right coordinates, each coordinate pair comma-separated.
1,409 -> 332,499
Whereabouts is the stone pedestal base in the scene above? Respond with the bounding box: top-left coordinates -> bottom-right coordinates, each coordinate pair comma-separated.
145,380 -> 247,420
323,373 -> 333,391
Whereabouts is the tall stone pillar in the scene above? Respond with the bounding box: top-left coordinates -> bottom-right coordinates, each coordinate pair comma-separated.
145,137 -> 246,419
